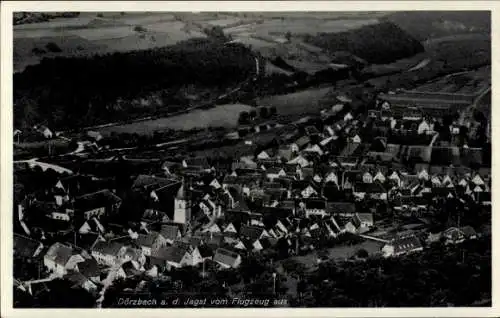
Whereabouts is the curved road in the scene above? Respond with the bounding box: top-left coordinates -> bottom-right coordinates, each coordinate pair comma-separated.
458,86 -> 491,126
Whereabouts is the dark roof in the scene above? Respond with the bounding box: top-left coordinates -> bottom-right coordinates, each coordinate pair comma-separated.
78,258 -> 100,277
160,224 -> 180,241
14,234 -> 42,258
65,271 -> 91,287
151,246 -> 188,263
66,233 -> 102,251
132,175 -> 177,191
460,226 -> 477,238
136,232 -> 161,248
261,207 -> 294,218
293,136 -> 310,149
74,189 -> 121,211
304,199 -> 326,210
184,157 -> 211,169
239,225 -> 264,241
327,202 -> 356,215
92,241 -> 124,256
355,182 -> 386,193
197,244 -> 214,258
305,126 -> 320,135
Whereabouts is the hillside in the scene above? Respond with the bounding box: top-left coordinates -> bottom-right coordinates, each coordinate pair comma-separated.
385,11 -> 491,42
302,21 -> 424,64
14,38 -> 255,130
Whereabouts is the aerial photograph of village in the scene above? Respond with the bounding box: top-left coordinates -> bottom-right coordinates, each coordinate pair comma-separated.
11,10 -> 491,308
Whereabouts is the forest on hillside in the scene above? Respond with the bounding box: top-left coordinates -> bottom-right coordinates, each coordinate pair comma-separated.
14,38 -> 255,130
303,21 -> 425,64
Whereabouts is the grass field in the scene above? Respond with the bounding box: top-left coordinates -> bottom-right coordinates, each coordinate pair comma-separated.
257,87 -> 333,115
99,103 -> 253,135
13,12 -> 209,73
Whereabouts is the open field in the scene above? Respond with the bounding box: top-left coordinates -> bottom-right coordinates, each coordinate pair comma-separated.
13,12 -> 210,72
257,87 -> 333,115
98,103 -> 253,135
409,66 -> 491,96
290,240 -> 384,270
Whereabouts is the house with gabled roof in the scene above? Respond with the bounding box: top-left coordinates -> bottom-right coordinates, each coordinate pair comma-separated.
44,242 -> 84,277
291,136 -> 310,153
213,248 -> 242,269
14,234 -> 44,259
382,234 -> 423,257
135,231 -> 168,256
287,155 -> 310,168
91,241 -> 126,267
70,189 -> 122,220
304,199 -> 327,218
326,202 -> 356,217
151,244 -> 198,270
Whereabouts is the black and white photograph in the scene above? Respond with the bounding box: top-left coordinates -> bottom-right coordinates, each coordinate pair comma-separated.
1,1 -> 496,314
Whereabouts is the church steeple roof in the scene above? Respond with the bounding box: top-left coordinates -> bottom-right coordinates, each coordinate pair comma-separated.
176,180 -> 186,200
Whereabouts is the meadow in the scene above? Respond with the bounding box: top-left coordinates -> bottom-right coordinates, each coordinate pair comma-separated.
99,103 -> 254,136
257,87 -> 333,115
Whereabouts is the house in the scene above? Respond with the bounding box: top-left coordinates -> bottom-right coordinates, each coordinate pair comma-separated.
78,217 -> 105,235
116,261 -> 143,279
64,271 -> 98,293
44,242 -> 84,277
304,199 -> 327,218
35,125 -> 53,139
182,157 -> 212,171
151,245 -> 197,270
443,226 -> 477,245
327,202 -> 356,217
304,144 -> 324,156
353,182 -> 387,200
213,248 -> 242,269
198,244 -> 214,261
86,131 -> 103,142
291,136 -> 310,152
136,231 -> 169,256
382,235 -> 423,257
299,183 -> 319,199
71,189 -> 122,220
287,155 -> 310,168
266,167 -> 286,181
14,234 -> 44,259
75,257 -> 101,283
203,223 -> 222,234
91,241 -> 126,267
239,225 -> 271,241
352,213 -> 374,232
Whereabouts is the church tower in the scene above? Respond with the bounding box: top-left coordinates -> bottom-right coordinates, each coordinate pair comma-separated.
173,179 -> 191,225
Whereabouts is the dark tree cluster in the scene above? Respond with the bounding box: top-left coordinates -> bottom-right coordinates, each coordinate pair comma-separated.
304,22 -> 425,64
14,39 -> 255,130
296,237 -> 491,307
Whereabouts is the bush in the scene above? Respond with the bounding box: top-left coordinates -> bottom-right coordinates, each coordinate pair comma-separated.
45,42 -> 62,53
134,25 -> 147,33
238,111 -> 250,124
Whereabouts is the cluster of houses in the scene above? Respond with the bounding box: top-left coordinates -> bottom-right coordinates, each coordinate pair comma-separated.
13,92 -> 490,301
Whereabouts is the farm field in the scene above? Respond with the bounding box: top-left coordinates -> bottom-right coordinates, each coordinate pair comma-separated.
257,87 -> 333,115
99,103 -> 253,136
13,12 -> 211,72
409,66 -> 491,96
